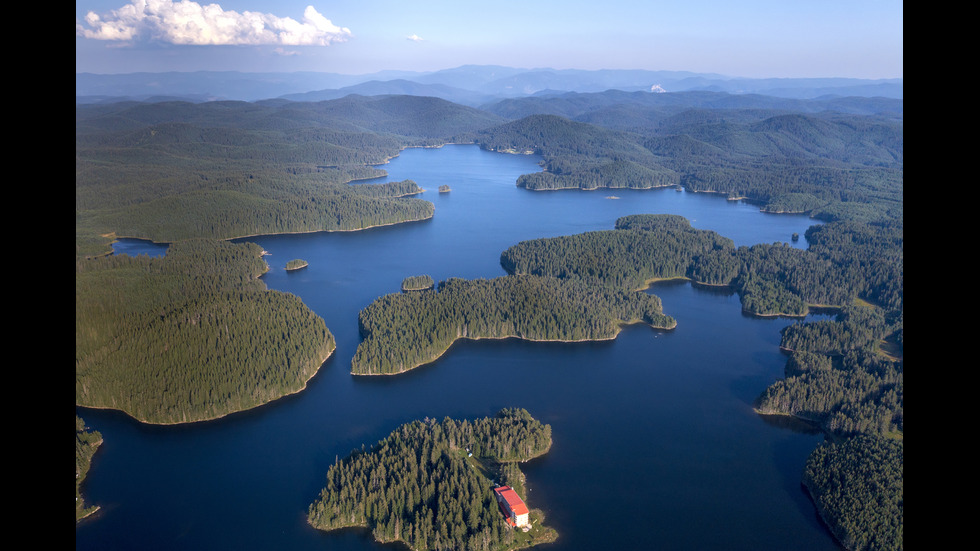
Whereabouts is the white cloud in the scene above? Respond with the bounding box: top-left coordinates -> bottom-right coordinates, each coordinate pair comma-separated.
76,1 -> 352,46
406,34 -> 424,42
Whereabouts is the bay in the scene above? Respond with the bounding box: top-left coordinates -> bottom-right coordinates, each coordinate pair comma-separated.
80,144 -> 839,550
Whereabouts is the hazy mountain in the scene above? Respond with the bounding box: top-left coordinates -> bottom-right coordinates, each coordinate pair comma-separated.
77,66 -> 903,103
480,90 -> 903,134
279,79 -> 497,106
75,70 -> 425,103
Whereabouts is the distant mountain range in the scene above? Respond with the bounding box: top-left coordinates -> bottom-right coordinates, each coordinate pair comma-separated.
76,65 -> 903,105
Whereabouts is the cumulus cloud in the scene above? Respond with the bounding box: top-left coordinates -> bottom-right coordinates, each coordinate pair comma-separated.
406,34 -> 423,42
76,1 -> 352,46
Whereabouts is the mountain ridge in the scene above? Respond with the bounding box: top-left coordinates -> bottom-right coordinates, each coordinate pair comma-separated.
77,65 -> 903,104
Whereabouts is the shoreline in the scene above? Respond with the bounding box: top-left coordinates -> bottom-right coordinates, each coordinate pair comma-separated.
352,318 -> 676,377
76,505 -> 101,523
75,347 -> 336,427
107,211 -> 435,250
522,182 -> 678,193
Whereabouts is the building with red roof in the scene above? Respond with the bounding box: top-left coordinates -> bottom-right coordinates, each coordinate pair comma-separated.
493,486 -> 530,528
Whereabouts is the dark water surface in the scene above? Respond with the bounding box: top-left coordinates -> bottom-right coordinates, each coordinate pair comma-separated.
80,145 -> 839,550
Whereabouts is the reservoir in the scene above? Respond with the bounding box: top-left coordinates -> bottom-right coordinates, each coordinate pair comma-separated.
78,145 -> 840,550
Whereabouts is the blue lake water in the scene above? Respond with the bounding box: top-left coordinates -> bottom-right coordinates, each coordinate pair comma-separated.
80,145 -> 840,550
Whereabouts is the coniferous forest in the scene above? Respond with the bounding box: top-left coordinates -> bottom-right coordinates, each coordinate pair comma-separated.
75,238 -> 335,424
802,436 -> 903,551
402,274 -> 436,291
500,213 -> 902,549
308,408 -> 556,551
76,90 -> 900,549
502,214 -> 902,317
352,275 -> 675,375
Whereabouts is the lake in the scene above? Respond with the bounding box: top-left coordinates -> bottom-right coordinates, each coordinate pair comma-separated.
78,144 -> 840,550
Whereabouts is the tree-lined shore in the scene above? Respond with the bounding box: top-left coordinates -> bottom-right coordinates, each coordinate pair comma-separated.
76,91 -> 901,549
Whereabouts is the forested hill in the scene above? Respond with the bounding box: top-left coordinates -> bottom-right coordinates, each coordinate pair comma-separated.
75,96 -> 504,257
475,101 -> 901,222
76,94 -> 505,140
76,93 -> 902,240
474,114 -> 680,191
255,94 -> 507,140
76,67 -> 902,103
481,89 -> 902,125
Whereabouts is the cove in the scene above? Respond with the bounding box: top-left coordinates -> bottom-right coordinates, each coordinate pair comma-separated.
81,144 -> 839,550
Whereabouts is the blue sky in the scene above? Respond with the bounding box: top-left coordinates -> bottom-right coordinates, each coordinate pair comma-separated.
75,1 -> 903,79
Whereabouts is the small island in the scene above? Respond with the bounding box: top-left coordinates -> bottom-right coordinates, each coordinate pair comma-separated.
285,258 -> 309,271
438,184 -> 451,193
401,274 -> 435,291
308,408 -> 557,551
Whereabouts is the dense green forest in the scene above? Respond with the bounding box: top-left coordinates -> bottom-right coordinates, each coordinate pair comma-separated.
476,103 -> 902,224
500,213 -> 902,549
752,303 -> 903,550
802,436 -> 903,551
75,96 -> 504,258
501,214 -> 734,290
76,415 -> 103,522
76,92 -> 901,547
501,214 -> 903,318
75,239 -> 335,424
756,301 -> 903,437
352,274 -> 675,375
308,408 -> 557,551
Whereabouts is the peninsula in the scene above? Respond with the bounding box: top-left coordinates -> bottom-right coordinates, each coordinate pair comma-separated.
75,239 -> 335,425
352,274 -> 675,375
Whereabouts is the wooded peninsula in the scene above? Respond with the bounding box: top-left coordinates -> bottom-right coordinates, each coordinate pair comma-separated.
75,238 -> 334,424
76,91 -> 901,550
353,274 -> 675,375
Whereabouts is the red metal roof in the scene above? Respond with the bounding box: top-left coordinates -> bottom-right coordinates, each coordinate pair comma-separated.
494,486 -> 530,516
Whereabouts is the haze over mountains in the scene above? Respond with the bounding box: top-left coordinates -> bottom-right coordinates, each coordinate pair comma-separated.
75,64 -> 903,105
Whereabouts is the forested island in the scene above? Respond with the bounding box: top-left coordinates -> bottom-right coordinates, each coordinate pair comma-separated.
76,90 -> 901,548
402,274 -> 435,291
75,238 -> 335,424
308,408 -> 557,551
286,259 -> 309,271
352,274 -> 675,375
